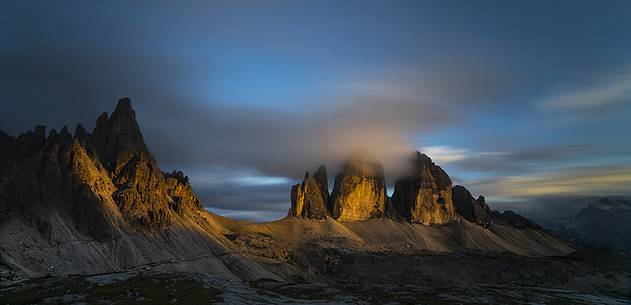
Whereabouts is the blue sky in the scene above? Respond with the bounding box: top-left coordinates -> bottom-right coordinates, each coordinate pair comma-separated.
2,0 -> 631,223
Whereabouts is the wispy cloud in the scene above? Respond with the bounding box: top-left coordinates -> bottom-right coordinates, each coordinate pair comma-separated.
469,165 -> 631,198
181,167 -> 292,187
204,207 -> 284,222
423,146 -> 470,164
449,144 -> 592,174
537,70 -> 631,111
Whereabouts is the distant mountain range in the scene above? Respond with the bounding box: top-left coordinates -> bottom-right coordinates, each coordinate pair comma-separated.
3,98 -> 627,297
552,197 -> 631,250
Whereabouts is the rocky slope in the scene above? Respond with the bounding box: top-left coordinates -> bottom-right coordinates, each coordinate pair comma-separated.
0,98 -> 573,285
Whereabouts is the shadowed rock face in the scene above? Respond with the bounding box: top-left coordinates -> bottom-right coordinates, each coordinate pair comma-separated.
491,210 -> 542,230
392,152 -> 455,224
0,125 -> 120,240
92,98 -> 150,168
289,168 -> 329,219
330,155 -> 387,221
0,98 -> 202,238
452,185 -> 491,227
313,165 -> 329,207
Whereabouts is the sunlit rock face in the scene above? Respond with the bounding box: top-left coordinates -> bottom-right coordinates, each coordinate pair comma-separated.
452,185 -> 491,227
0,98 -> 202,238
330,155 -> 387,221
288,167 -> 329,219
91,98 -> 202,229
392,152 -> 455,225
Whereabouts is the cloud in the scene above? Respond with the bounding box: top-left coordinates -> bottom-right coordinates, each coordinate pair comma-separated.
205,207 -> 284,222
476,166 -> 631,197
537,70 -> 631,111
448,144 -> 592,174
423,146 -> 469,164
1,43 -> 513,180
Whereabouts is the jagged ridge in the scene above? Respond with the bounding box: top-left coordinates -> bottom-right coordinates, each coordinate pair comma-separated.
0,98 -> 202,240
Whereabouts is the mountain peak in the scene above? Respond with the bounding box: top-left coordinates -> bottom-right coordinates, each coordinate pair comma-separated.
109,97 -> 140,129
330,155 -> 387,221
74,123 -> 88,140
452,185 -> 491,227
392,151 -> 455,224
92,97 -> 149,165
289,168 -> 329,219
114,97 -> 133,113
0,98 -> 203,235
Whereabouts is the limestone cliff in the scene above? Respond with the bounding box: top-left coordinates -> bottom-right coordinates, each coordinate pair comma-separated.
330,155 -> 387,221
392,152 -> 455,224
452,185 -> 491,227
288,169 -> 329,219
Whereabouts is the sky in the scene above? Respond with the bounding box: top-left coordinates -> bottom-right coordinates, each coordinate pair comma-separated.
2,0 -> 631,224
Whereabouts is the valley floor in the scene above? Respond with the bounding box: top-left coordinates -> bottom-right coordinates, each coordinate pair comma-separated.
1,269 -> 629,305
1,248 -> 630,305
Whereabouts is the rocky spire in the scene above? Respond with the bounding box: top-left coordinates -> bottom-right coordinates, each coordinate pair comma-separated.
89,99 -> 202,228
289,170 -> 329,219
330,153 -> 387,221
0,129 -> 14,157
74,123 -> 89,140
14,125 -> 46,159
313,165 -> 329,207
92,97 -> 150,167
392,152 -> 456,224
452,185 -> 491,227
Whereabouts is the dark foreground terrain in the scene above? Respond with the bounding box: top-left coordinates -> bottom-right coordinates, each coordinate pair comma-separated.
2,248 -> 630,305
1,270 -> 628,305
